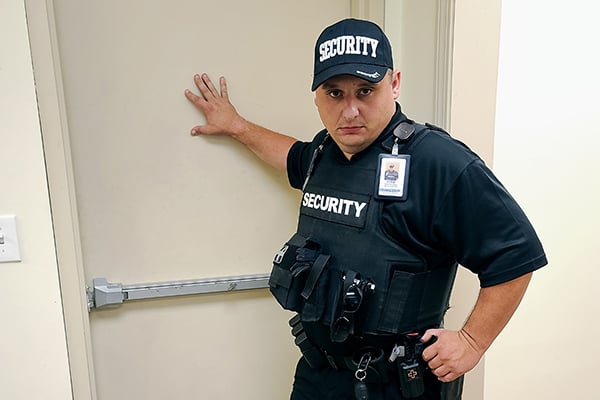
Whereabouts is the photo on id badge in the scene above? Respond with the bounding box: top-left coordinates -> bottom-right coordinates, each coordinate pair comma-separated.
377,155 -> 410,200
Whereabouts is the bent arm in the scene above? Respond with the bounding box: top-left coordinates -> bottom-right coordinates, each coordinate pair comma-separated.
461,272 -> 532,354
421,272 -> 532,382
185,73 -> 297,171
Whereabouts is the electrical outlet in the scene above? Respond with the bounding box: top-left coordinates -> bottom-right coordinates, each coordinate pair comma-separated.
0,215 -> 21,263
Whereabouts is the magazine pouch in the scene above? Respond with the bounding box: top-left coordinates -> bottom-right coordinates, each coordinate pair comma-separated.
268,233 -> 325,313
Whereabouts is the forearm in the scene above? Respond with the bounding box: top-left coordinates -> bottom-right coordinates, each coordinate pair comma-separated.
421,272 -> 533,382
460,272 -> 533,353
230,117 -> 297,171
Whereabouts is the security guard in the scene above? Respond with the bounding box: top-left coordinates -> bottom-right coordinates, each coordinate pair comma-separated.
185,18 -> 547,400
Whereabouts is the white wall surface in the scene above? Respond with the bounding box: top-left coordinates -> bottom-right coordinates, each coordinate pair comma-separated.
449,1 -> 503,398
0,1 -> 72,399
487,1 -> 600,398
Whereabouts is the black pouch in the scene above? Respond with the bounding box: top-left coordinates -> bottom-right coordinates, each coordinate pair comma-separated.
378,270 -> 424,333
378,266 -> 457,334
268,233 -> 323,312
299,252 -> 331,321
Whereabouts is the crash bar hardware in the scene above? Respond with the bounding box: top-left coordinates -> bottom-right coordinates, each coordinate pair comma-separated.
87,273 -> 270,311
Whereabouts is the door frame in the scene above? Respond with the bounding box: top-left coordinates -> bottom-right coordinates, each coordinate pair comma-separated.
24,1 -> 98,398
24,1 -> 96,398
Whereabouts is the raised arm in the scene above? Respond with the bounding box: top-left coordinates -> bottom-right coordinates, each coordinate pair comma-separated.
421,272 -> 533,382
184,73 -> 298,171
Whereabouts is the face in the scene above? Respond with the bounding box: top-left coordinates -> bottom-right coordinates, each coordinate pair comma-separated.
314,70 -> 401,159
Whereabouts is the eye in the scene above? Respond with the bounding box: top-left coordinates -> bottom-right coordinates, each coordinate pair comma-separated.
327,89 -> 343,98
358,87 -> 373,97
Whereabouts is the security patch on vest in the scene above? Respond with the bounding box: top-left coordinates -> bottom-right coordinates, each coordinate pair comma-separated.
376,154 -> 410,200
300,187 -> 370,229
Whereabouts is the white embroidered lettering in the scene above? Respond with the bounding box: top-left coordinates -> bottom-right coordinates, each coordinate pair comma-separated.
302,192 -> 310,206
307,193 -> 316,208
302,192 -> 367,218
320,196 -> 329,211
318,35 -> 379,63
347,36 -> 357,54
313,194 -> 321,209
342,199 -> 352,215
328,197 -> 339,212
369,38 -> 379,57
354,201 -> 367,218
335,37 -> 345,56
319,42 -> 328,62
357,36 -> 368,55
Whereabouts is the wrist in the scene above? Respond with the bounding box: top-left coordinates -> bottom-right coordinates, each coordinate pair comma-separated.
229,116 -> 252,140
458,328 -> 487,355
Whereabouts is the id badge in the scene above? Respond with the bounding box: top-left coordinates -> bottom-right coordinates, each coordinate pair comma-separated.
376,154 -> 410,200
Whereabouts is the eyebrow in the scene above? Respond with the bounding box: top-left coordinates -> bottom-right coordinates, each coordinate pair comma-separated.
321,81 -> 340,90
321,79 -> 378,90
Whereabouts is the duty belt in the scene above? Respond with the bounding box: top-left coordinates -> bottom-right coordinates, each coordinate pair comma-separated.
289,314 -> 434,398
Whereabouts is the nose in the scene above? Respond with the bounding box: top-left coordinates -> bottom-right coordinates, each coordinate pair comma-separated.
341,98 -> 359,120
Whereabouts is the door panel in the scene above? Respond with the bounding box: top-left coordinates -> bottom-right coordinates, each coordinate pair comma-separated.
51,1 -> 350,398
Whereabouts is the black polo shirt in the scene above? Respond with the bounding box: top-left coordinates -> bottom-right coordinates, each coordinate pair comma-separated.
287,107 -> 547,287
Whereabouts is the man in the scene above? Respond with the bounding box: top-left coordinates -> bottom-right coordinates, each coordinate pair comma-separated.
384,163 -> 399,182
184,18 -> 547,400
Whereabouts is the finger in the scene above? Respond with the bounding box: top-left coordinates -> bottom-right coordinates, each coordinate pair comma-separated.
192,74 -> 213,100
432,363 -> 451,377
437,371 -> 458,383
421,347 -> 433,362
421,328 -> 440,344
421,331 -> 440,362
423,352 -> 437,364
426,355 -> 441,369
184,89 -> 203,104
200,73 -> 220,98
219,76 -> 229,99
190,125 -> 205,136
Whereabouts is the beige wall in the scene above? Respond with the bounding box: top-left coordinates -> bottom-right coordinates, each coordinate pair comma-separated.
486,1 -> 600,398
0,1 -> 72,399
449,1 -> 503,398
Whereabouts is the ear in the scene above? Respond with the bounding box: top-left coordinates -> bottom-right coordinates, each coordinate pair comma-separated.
391,70 -> 401,100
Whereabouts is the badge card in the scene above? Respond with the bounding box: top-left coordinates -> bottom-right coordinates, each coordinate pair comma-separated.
375,155 -> 410,200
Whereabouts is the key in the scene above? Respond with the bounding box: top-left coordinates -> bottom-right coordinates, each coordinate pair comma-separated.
354,380 -> 369,400
354,352 -> 371,400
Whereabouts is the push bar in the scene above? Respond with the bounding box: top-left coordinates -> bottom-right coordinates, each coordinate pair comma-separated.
87,273 -> 270,311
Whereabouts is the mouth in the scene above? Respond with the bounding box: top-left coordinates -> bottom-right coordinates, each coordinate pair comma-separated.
338,126 -> 364,134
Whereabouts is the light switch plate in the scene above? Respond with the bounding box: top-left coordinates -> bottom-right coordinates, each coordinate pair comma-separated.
0,215 -> 21,263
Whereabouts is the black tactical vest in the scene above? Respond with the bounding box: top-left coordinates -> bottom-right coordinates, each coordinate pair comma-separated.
269,122 -> 458,346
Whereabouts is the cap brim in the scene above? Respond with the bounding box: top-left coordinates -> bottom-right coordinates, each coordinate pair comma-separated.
311,64 -> 389,91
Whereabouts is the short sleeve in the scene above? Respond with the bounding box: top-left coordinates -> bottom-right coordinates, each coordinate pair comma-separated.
432,160 -> 547,287
287,130 -> 329,190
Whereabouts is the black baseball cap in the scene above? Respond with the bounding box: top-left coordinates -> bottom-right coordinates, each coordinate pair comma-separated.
311,18 -> 393,91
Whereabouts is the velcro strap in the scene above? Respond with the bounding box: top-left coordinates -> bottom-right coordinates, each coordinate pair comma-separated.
301,254 -> 330,300
288,233 -> 310,248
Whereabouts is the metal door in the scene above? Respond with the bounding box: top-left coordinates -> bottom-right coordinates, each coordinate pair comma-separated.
50,1 -> 352,398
